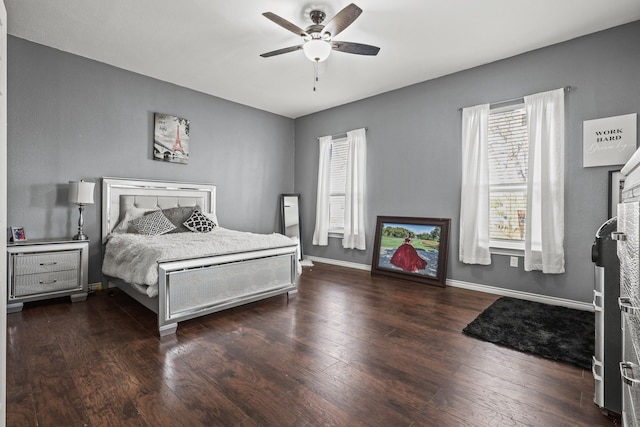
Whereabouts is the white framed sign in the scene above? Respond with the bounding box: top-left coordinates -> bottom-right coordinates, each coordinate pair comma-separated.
583,113 -> 637,167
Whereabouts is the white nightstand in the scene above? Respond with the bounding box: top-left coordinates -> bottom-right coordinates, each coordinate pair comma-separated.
7,238 -> 89,313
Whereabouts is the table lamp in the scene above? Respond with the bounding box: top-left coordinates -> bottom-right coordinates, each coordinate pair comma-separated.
69,180 -> 95,240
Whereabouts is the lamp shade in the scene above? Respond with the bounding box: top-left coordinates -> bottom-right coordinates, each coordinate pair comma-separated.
69,181 -> 95,205
303,39 -> 331,62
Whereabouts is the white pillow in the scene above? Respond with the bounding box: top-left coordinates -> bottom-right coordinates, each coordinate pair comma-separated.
111,207 -> 152,234
204,212 -> 219,227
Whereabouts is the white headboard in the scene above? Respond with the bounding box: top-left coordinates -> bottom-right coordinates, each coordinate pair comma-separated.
101,177 -> 216,243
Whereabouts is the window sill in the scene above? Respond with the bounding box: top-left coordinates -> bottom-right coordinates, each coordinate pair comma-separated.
328,232 -> 344,239
490,240 -> 524,257
490,247 -> 524,257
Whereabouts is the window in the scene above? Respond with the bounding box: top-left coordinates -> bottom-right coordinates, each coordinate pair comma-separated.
329,137 -> 348,234
460,88 -> 564,271
488,104 -> 527,252
313,128 -> 367,249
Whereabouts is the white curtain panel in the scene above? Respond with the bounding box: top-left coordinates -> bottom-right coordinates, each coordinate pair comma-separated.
312,136 -> 332,246
459,104 -> 492,265
343,128 -> 367,250
523,88 -> 565,273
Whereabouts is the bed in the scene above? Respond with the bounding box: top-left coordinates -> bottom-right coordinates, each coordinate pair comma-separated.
101,177 -> 299,336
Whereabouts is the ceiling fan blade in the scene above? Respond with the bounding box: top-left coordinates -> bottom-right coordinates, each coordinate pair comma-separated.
260,45 -> 303,58
262,12 -> 308,37
331,41 -> 380,56
323,3 -> 362,37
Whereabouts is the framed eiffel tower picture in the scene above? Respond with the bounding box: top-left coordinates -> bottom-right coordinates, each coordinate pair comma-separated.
153,112 -> 190,164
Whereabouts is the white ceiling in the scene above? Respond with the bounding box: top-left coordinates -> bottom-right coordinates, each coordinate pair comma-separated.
6,1 -> 640,118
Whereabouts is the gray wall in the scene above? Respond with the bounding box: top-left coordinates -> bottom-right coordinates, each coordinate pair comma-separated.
9,21 -> 640,303
8,37 -> 295,284
294,21 -> 640,303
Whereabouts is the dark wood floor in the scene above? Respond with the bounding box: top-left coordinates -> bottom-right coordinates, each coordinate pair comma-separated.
7,262 -> 619,426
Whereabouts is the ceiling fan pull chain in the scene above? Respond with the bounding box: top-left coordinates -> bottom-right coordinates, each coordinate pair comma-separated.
313,61 -> 319,91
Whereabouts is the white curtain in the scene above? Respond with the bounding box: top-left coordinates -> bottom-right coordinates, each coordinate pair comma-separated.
459,104 -> 492,265
343,128 -> 367,250
312,135 -> 332,246
523,88 -> 565,273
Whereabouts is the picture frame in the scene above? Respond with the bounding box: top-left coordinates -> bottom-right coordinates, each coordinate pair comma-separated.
371,216 -> 450,287
608,170 -> 624,218
153,112 -> 190,164
583,113 -> 637,168
10,226 -> 27,242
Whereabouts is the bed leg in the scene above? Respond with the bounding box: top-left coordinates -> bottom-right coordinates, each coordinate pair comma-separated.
159,323 -> 178,337
287,289 -> 298,300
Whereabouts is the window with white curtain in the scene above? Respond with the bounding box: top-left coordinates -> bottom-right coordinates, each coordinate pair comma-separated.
313,128 -> 367,250
459,88 -> 565,273
329,137 -> 348,234
488,104 -> 528,253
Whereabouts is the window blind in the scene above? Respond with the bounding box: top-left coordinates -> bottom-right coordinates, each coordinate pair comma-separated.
488,106 -> 528,242
329,139 -> 348,231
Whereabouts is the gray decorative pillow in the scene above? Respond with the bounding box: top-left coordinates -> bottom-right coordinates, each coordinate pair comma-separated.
183,209 -> 217,232
162,205 -> 200,233
131,210 -> 176,235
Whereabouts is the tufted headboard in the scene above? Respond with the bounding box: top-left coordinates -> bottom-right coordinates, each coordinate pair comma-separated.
101,177 -> 216,243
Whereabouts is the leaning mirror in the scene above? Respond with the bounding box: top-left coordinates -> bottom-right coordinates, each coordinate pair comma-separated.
281,193 -> 302,261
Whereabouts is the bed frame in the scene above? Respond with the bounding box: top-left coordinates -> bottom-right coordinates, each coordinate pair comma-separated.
101,177 -> 298,336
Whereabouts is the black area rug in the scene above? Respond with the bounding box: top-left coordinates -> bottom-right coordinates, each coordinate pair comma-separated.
463,297 -> 594,369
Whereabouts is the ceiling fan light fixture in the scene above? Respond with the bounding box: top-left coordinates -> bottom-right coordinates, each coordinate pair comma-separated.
303,39 -> 331,62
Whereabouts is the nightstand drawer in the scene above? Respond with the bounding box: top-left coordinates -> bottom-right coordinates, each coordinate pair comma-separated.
13,251 -> 80,275
12,269 -> 80,297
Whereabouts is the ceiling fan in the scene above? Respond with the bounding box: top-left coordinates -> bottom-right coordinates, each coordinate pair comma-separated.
260,3 -> 380,63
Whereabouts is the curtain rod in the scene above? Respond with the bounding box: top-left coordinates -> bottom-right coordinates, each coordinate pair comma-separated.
317,127 -> 368,140
458,86 -> 573,112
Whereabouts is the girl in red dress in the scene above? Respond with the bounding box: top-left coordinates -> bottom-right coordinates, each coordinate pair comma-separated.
390,235 -> 427,272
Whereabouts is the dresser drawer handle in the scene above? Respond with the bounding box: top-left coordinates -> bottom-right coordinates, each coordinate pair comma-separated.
38,279 -> 58,285
39,261 -> 58,266
619,297 -> 640,314
620,362 -> 640,387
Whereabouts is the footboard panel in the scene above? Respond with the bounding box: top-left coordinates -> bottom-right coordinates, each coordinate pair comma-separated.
168,254 -> 294,314
157,246 -> 297,332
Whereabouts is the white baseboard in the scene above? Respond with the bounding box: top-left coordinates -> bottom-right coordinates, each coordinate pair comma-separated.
446,278 -> 594,312
306,256 -> 371,271
305,256 -> 593,312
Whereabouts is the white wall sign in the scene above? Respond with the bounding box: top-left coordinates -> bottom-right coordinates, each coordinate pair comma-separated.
583,113 -> 637,167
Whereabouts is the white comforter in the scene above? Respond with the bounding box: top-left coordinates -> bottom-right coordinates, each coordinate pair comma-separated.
102,228 -> 298,297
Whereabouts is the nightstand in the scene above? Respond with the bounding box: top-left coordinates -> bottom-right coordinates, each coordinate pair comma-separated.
7,238 -> 89,313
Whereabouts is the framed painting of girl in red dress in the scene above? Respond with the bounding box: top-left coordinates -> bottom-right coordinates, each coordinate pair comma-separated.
371,216 -> 450,287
